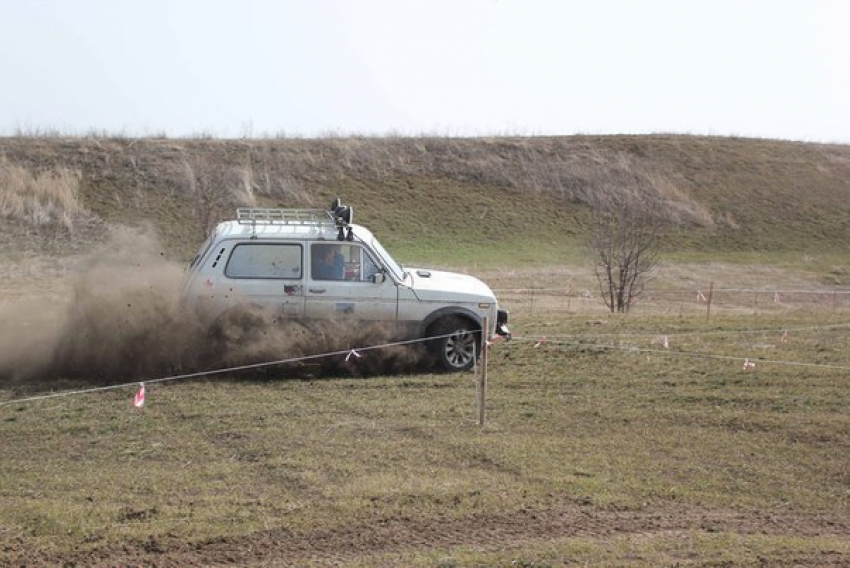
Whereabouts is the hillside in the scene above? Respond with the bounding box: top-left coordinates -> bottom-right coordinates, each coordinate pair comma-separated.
1,135 -> 849,267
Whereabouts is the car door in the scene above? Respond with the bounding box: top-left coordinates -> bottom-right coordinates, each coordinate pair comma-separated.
305,242 -> 398,324
223,241 -> 305,317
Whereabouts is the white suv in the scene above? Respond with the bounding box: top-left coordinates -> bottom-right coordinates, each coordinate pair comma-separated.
182,200 -> 510,371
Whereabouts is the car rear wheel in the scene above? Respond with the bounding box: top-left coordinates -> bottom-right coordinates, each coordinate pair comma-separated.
429,317 -> 479,372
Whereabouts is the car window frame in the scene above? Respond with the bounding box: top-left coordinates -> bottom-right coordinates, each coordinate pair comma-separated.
224,242 -> 304,280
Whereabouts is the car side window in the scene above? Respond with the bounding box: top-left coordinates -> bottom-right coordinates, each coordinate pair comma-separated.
311,243 -> 381,282
311,244 -> 346,280
225,243 -> 302,279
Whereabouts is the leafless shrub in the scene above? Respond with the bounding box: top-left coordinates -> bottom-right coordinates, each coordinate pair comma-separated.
586,163 -> 668,313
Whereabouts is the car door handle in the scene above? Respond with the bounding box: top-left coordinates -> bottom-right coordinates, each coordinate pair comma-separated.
309,288 -> 326,294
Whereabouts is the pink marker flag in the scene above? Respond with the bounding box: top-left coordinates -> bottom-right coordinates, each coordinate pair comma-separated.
780,330 -> 789,343
534,337 -> 547,348
133,383 -> 146,407
743,359 -> 756,370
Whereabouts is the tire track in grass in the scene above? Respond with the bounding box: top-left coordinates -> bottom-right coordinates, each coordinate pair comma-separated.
13,501 -> 848,565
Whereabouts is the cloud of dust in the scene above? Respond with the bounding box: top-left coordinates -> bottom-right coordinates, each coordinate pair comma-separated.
0,226 -> 424,387
207,306 -> 426,378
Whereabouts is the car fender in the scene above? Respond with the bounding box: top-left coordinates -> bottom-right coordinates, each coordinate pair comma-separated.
420,307 -> 481,337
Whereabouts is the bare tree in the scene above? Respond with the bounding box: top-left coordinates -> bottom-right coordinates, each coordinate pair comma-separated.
587,174 -> 666,313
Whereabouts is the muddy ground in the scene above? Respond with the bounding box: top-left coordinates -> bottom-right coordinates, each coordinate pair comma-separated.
4,500 -> 847,565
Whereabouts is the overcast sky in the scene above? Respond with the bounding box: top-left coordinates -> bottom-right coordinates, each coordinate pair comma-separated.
1,0 -> 848,142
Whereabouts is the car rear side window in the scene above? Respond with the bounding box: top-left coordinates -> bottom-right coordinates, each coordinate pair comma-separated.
225,243 -> 302,279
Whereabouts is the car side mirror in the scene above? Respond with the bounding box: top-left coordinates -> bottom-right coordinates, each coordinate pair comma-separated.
371,272 -> 386,284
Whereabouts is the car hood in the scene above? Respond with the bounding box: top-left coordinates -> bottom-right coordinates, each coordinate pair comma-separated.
406,268 -> 496,303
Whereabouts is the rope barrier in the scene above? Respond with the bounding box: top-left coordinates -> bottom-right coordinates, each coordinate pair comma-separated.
505,328 -> 850,372
591,344 -> 850,372
508,322 -> 850,341
0,331 -> 468,408
494,287 -> 850,295
3,320 -> 848,409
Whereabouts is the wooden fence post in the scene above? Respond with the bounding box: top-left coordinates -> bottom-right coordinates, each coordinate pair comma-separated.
478,316 -> 489,427
706,282 -> 714,320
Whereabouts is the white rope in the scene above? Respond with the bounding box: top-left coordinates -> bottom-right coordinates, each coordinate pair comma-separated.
494,287 -> 850,295
591,343 -> 850,371
4,320 -> 847,408
506,329 -> 850,372
509,322 -> 850,341
0,331 -> 473,408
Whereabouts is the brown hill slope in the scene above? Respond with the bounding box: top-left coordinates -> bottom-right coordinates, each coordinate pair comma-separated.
1,135 -> 849,263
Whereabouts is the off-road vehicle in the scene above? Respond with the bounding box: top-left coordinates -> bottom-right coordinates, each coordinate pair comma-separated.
182,200 -> 510,371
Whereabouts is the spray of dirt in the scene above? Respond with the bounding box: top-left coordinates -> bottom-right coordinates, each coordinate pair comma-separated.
0,226 -> 425,388
205,305 -> 426,378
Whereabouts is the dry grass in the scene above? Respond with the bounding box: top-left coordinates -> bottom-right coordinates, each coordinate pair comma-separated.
179,156 -> 258,238
0,157 -> 86,231
1,134 -> 849,261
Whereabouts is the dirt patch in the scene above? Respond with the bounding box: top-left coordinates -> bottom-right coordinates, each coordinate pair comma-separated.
7,501 -> 847,565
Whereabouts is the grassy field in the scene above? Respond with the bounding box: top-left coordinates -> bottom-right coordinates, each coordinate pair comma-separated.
1,305 -> 848,564
1,134 -> 849,564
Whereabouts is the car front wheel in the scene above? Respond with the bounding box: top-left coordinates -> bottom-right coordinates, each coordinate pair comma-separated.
429,317 -> 479,372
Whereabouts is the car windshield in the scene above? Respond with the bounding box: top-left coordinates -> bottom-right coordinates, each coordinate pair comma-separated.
370,236 -> 405,281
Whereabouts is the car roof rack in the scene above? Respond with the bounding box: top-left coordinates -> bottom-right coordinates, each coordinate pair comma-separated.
236,200 -> 355,240
236,207 -> 336,227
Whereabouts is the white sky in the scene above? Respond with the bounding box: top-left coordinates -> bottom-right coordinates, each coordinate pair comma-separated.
1,0 -> 848,142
